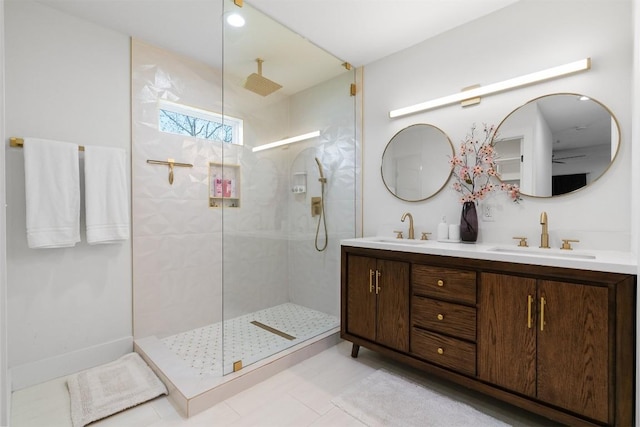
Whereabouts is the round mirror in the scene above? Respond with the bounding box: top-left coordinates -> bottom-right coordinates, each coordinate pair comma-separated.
381,124 -> 454,201
493,93 -> 620,197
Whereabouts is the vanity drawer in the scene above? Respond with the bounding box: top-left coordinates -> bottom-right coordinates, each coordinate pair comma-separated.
412,297 -> 476,342
412,265 -> 476,305
411,328 -> 476,376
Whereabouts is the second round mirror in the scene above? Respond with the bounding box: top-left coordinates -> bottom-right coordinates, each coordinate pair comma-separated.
493,93 -> 620,197
381,124 -> 453,202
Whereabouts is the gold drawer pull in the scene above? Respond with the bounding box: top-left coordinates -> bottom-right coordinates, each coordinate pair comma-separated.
527,294 -> 533,329
437,314 -> 444,321
437,279 -> 444,287
540,296 -> 546,331
437,347 -> 444,355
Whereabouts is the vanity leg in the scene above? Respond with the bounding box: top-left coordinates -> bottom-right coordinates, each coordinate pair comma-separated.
351,343 -> 360,358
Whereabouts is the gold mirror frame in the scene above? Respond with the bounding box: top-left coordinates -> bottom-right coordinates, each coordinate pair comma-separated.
493,93 -> 620,198
381,123 -> 454,202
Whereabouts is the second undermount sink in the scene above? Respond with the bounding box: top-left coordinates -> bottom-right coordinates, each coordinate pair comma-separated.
486,245 -> 596,260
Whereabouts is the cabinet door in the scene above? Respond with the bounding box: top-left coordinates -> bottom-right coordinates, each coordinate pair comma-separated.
345,255 -> 377,341
376,259 -> 410,352
477,273 -> 536,397
537,280 -> 608,424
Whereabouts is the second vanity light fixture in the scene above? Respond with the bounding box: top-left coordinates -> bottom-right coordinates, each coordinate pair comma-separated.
389,58 -> 591,118
252,130 -> 321,152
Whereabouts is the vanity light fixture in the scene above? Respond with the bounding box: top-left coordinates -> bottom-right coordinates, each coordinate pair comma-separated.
252,130 -> 321,152
389,58 -> 591,118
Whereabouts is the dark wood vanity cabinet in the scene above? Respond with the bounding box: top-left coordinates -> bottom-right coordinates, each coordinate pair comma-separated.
478,273 -> 610,423
341,246 -> 636,427
344,254 -> 410,353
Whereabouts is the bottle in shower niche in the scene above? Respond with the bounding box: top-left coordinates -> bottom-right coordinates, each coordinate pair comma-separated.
215,178 -> 223,197
223,179 -> 232,198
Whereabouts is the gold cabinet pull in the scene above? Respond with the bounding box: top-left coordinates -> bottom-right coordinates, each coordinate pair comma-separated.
375,270 -> 381,294
527,295 -> 533,329
437,347 -> 444,355
437,314 -> 444,321
369,269 -> 374,293
540,296 -> 546,331
437,279 -> 444,287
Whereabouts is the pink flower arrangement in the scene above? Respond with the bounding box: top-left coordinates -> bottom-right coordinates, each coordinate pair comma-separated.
449,124 -> 521,203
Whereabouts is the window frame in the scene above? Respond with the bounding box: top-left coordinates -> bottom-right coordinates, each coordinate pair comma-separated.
157,99 -> 243,146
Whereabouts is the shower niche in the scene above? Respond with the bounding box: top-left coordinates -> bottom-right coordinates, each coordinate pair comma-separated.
209,162 -> 241,208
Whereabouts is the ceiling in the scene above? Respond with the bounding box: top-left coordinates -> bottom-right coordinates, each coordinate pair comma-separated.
35,0 -> 520,68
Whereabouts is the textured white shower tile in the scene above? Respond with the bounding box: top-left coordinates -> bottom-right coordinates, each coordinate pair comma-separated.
162,304 -> 338,378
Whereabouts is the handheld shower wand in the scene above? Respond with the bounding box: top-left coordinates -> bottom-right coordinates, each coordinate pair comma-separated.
315,157 -> 327,183
314,157 -> 328,251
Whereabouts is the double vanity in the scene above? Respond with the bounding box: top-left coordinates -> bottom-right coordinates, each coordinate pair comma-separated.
341,237 -> 636,426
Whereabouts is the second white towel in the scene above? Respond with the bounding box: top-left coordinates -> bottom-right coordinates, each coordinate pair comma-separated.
84,146 -> 130,244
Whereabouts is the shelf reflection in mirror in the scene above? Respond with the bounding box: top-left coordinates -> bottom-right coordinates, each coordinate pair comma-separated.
381,124 -> 454,202
493,93 -> 620,197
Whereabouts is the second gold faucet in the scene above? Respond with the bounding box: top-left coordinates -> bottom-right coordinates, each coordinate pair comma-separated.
540,211 -> 550,248
401,212 -> 415,239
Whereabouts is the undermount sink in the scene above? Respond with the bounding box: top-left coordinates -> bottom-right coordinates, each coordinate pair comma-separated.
486,246 -> 596,260
371,237 -> 430,245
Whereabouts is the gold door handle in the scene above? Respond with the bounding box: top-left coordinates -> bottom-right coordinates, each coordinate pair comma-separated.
437,314 -> 444,321
437,279 -> 444,287
527,295 -> 533,329
540,296 -> 546,331
369,269 -> 374,293
437,347 -> 444,355
375,270 -> 381,294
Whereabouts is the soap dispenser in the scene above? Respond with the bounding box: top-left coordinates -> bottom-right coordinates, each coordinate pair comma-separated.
437,216 -> 448,241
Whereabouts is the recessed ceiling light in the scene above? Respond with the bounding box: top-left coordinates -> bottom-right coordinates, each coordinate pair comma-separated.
226,13 -> 245,27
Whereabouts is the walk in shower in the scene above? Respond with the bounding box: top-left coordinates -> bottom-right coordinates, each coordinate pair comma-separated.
132,0 -> 357,416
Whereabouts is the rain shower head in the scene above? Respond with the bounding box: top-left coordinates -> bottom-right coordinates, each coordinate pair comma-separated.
244,58 -> 282,97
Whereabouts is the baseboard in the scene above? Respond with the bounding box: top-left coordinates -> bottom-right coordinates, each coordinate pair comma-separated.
9,336 -> 133,391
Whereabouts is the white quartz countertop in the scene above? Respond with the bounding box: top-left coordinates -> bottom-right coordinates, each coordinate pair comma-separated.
341,237 -> 638,275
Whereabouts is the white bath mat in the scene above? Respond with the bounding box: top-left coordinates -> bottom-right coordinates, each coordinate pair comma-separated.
332,369 -> 510,427
66,352 -> 167,427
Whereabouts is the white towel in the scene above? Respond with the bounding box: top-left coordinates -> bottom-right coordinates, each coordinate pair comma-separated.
23,138 -> 81,248
84,146 -> 130,244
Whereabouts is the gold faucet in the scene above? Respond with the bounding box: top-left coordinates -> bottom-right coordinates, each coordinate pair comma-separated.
540,211 -> 550,248
401,212 -> 415,239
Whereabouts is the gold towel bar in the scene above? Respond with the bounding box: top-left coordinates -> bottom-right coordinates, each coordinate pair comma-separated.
9,137 -> 85,151
146,159 -> 193,168
146,159 -> 193,185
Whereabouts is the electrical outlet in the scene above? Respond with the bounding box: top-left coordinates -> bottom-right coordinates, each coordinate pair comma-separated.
482,203 -> 495,222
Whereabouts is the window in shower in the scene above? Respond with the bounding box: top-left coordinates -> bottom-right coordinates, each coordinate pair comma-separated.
158,99 -> 243,145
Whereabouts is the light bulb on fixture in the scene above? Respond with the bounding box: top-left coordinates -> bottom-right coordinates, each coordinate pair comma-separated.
226,12 -> 245,27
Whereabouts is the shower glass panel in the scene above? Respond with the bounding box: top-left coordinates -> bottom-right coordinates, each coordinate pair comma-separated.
132,0 -> 355,389
221,0 -> 356,375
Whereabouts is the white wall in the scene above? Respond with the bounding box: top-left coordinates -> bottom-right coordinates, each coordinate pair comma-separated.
0,0 -> 8,422
5,1 -> 132,389
363,0 -> 632,251
632,0 -> 640,424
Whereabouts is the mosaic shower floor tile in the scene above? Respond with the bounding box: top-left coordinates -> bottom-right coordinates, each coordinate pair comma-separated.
162,303 -> 339,376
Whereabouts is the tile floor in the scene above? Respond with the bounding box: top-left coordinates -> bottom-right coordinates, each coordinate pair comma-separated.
11,341 -> 557,427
